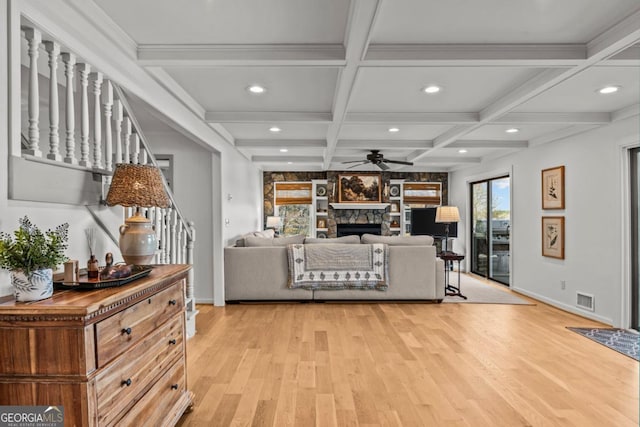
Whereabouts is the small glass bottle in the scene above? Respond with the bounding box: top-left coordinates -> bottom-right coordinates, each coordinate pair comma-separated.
87,255 -> 99,279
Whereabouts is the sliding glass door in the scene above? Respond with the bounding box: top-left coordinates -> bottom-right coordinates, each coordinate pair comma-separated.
471,176 -> 511,285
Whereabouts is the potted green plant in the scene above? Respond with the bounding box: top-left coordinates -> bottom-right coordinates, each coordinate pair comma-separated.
0,216 -> 69,302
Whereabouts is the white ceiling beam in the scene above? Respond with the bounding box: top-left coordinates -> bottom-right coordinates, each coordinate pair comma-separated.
408,13 -> 640,163
529,124 -> 601,147
236,139 -> 327,148
612,103 -> 640,122
138,44 -> 346,66
205,111 -> 332,123
323,0 -> 383,169
338,139 -> 433,149
364,43 -> 585,66
252,155 -> 324,163
449,140 -> 528,149
414,156 -> 482,164
345,112 -> 478,124
495,112 -> 611,124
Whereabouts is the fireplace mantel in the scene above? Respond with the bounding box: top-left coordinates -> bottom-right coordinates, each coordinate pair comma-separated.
330,203 -> 390,210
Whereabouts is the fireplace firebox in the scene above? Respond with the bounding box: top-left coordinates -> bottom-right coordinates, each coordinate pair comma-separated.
336,223 -> 382,237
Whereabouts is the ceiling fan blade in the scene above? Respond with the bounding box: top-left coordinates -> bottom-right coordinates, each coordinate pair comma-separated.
377,162 -> 390,170
383,159 -> 414,166
347,161 -> 368,169
341,160 -> 368,164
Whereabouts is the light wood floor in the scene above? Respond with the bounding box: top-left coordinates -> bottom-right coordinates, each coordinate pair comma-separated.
177,280 -> 639,426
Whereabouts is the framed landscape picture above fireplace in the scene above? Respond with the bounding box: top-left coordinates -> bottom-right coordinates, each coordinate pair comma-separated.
338,173 -> 381,203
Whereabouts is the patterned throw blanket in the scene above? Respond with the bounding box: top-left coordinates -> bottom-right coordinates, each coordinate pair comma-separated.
287,243 -> 388,290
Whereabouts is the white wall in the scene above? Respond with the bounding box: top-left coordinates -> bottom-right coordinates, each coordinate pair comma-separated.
145,131 -> 215,303
450,116 -> 639,326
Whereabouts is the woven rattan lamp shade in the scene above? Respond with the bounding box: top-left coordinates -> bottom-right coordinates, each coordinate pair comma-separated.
106,163 -> 171,208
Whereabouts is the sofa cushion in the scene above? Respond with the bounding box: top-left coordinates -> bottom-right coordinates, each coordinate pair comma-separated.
244,234 -> 305,247
235,229 -> 276,246
360,233 -> 434,246
304,235 -> 361,244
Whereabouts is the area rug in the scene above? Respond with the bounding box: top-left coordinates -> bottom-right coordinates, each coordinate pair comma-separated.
442,274 -> 533,305
567,327 -> 640,361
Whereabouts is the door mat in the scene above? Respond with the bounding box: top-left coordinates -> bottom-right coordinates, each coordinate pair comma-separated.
567,327 -> 639,361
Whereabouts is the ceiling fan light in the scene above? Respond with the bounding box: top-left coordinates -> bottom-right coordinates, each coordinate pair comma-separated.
505,128 -> 519,134
280,148 -> 288,152
269,126 -> 281,133
458,149 -> 468,154
388,127 -> 400,133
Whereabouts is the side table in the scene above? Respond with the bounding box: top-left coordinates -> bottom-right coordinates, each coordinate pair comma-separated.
439,252 -> 467,299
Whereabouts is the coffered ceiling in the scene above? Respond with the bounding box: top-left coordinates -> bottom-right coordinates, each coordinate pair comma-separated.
94,0 -> 640,172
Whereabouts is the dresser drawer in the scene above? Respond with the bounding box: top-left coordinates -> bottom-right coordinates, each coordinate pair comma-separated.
96,314 -> 184,426
96,280 -> 184,367
115,357 -> 186,427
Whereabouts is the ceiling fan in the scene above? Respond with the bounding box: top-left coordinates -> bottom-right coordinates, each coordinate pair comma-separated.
342,150 -> 414,170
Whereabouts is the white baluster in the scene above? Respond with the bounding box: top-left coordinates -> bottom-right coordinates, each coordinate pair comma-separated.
91,72 -> 103,168
77,63 -> 91,167
176,222 -> 183,263
181,227 -> 187,263
123,116 -> 131,163
24,28 -> 42,156
170,210 -> 178,264
131,132 -> 140,164
61,52 -> 77,164
113,100 -> 123,165
44,41 -> 61,161
154,208 -> 162,264
160,208 -> 168,264
141,148 -> 148,165
186,221 -> 196,303
102,80 -> 113,173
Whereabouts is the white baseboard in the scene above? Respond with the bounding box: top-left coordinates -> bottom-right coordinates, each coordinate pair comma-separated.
512,286 -> 614,326
196,298 -> 214,305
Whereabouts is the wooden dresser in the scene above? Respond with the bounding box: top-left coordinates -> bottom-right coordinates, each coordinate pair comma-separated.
0,264 -> 193,427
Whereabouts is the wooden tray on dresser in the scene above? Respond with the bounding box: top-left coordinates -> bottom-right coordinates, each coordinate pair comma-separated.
54,265 -> 153,290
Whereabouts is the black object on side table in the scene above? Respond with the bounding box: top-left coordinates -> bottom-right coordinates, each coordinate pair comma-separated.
439,252 -> 467,299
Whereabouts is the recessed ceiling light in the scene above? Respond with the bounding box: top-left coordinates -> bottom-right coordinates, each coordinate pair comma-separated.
505,128 -> 520,134
388,127 -> 400,133
597,85 -> 620,94
422,85 -> 441,94
269,126 -> 281,133
280,148 -> 288,153
287,162 -> 293,165
458,149 -> 468,154
247,84 -> 266,94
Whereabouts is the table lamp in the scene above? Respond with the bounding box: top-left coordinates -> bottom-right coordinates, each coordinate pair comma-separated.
105,163 -> 171,265
435,205 -> 460,254
266,216 -> 282,235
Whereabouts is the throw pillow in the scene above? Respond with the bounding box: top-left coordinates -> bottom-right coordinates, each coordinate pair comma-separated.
272,234 -> 306,246
360,233 -> 434,246
304,235 -> 361,244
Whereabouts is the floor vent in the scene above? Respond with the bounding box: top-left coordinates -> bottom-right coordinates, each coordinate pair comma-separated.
576,292 -> 595,311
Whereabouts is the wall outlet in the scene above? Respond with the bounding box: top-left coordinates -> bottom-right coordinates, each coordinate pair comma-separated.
560,280 -> 566,290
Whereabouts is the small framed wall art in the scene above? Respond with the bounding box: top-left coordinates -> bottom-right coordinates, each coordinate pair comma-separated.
541,165 -> 565,209
542,216 -> 565,259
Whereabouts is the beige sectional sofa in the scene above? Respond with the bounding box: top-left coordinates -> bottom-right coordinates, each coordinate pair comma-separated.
224,233 -> 445,302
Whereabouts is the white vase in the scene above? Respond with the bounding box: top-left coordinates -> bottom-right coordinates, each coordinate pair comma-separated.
11,268 -> 54,302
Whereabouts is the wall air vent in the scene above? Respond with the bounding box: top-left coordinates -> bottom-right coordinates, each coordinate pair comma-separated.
576,292 -> 595,311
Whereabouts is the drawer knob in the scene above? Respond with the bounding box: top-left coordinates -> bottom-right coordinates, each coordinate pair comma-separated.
122,378 -> 132,387
122,327 -> 132,335
169,299 -> 177,306
171,384 -> 179,390
169,339 -> 177,345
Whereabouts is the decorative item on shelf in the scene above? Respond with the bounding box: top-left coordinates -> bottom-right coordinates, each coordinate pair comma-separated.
389,184 -> 400,197
105,163 -> 171,265
0,216 -> 69,302
85,228 -> 99,279
317,232 -> 328,239
383,183 -> 389,197
390,219 -> 400,228
266,216 -> 282,236
316,185 -> 327,196
317,218 -> 326,229
63,259 -> 79,283
390,202 -> 399,212
435,205 -> 460,254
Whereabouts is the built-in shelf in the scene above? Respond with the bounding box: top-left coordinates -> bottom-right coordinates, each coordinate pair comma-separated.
330,203 -> 390,210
